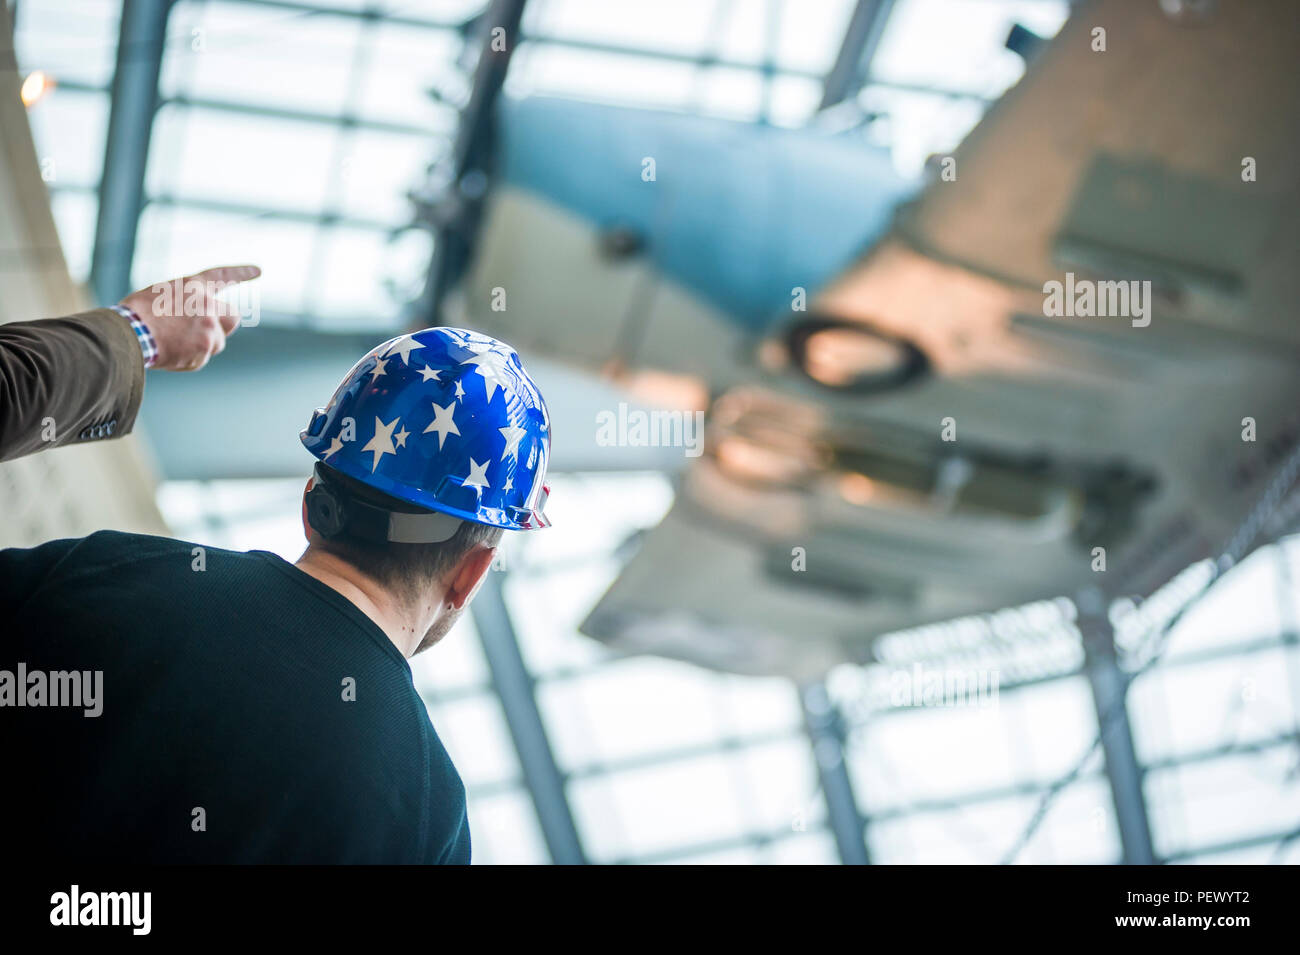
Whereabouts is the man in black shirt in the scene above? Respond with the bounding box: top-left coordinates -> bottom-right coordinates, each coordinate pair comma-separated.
0,327 -> 552,864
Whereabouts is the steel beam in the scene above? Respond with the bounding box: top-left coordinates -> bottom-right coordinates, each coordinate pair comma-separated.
416,0 -> 526,325
1077,593 -> 1156,864
53,79 -> 446,138
800,682 -> 871,864
819,0 -> 895,110
90,0 -> 172,305
472,572 -> 587,864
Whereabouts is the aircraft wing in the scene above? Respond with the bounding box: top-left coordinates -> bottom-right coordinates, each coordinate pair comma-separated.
578,0 -> 1300,676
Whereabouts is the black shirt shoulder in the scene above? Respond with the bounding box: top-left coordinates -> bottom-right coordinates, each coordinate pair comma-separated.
1,530 -> 470,864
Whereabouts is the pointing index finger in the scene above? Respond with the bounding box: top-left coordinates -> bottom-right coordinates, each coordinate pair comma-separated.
190,264 -> 262,285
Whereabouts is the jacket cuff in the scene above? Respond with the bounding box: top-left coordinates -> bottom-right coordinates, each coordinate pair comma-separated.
91,306 -> 147,437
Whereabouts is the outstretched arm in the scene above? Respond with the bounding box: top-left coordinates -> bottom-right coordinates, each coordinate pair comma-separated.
0,265 -> 260,462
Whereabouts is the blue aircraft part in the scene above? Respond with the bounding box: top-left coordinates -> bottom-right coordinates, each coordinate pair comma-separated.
497,96 -> 918,333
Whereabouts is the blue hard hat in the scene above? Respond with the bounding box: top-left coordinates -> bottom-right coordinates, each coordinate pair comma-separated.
301,327 -> 551,532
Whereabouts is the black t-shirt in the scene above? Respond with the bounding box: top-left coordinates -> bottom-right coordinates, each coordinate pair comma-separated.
0,530 -> 470,864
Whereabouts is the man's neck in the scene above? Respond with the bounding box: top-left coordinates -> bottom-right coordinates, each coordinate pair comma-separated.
294,547 -> 432,658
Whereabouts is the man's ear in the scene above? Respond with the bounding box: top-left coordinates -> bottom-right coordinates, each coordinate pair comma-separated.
446,544 -> 496,610
301,477 -> 314,542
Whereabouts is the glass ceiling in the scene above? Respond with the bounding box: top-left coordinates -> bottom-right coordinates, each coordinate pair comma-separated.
15,0 -> 1068,332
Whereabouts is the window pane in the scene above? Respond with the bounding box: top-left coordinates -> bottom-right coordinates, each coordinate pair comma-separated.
148,105 -> 340,212
24,89 -> 110,188
13,0 -> 120,87
164,1 -> 363,114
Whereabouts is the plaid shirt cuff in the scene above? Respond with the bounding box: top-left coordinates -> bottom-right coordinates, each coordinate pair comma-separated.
110,304 -> 158,369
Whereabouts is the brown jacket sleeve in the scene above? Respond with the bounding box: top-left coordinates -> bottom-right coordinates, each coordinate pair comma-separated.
0,307 -> 146,463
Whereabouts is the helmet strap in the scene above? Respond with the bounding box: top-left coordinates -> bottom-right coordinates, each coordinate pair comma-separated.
308,463 -> 466,544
